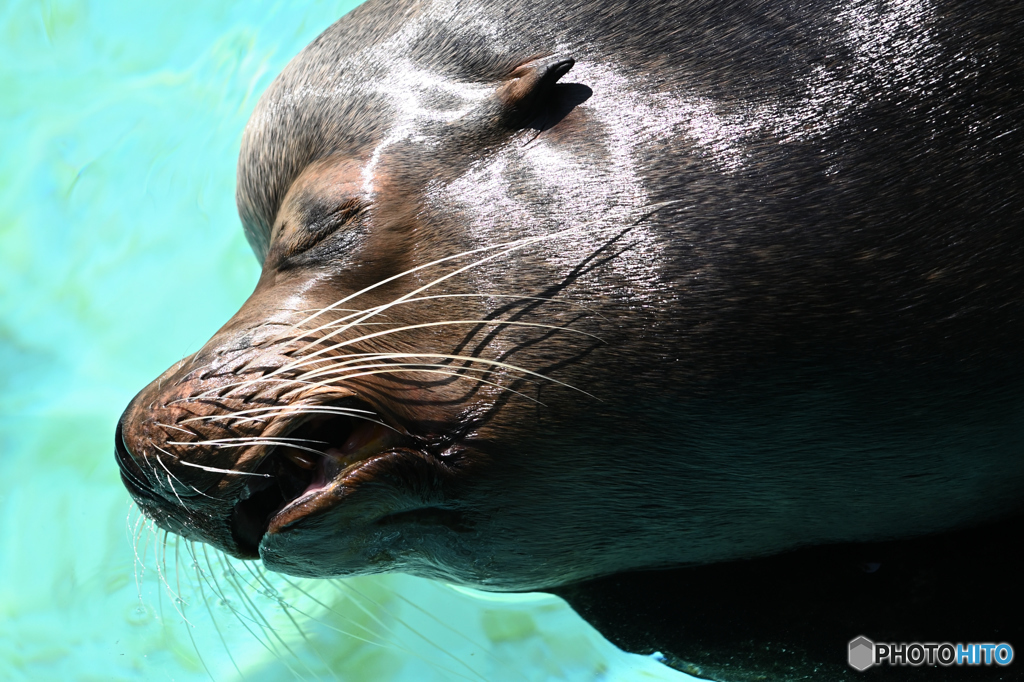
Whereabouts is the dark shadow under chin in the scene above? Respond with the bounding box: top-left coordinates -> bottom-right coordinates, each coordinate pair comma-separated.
553,513 -> 1024,681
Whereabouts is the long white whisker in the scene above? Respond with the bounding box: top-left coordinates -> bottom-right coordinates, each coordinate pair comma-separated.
154,453 -> 195,510
196,544 -> 274,636
285,208 -> 667,334
272,575 -> 390,646
197,366 -> 539,404
284,234 -> 546,333
180,404 -> 376,424
332,579 -> 496,682
297,360 -> 532,384
208,410 -> 396,432
155,530 -> 192,626
309,197 -> 686,344
257,315 -> 599,390
281,240 -> 595,366
129,503 -> 148,604
185,542 -> 246,680
273,573 -> 489,682
294,361 -> 540,395
155,422 -> 199,436
153,445 -> 220,499
174,537 -> 215,681
199,348 -> 588,401
217,554 -> 323,682
294,318 -> 602,360
289,367 -> 543,404
266,223 -> 624,384
301,350 -> 593,397
295,293 -> 606,337
137,518 -> 156,600
240,564 -> 336,675
170,436 -> 328,444
382,585 -> 520,677
167,439 -> 330,458
177,461 -> 273,478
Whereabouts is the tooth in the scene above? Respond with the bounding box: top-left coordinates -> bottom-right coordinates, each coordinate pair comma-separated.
284,450 -> 318,470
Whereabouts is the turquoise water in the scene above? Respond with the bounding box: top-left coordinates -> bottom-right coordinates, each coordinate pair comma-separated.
0,1 -> 694,679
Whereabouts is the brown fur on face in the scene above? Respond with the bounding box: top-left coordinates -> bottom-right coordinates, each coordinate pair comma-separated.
119,0 -> 1024,591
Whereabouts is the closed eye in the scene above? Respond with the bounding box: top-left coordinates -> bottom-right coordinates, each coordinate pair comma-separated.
288,197 -> 368,256
269,197 -> 369,268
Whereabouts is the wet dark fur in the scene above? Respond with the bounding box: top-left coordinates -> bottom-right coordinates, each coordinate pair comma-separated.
118,0 -> 1023,676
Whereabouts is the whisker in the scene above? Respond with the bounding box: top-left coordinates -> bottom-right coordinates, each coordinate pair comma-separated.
205,368 -> 541,405
154,452 -> 196,509
291,353 -> 539,379
291,319 -> 602,362
273,575 -> 389,647
155,530 -> 192,626
284,212 -> 659,334
195,348 -> 586,402
129,503 -> 149,604
289,292 -> 605,349
304,292 -> 606,320
297,360 -> 532,384
180,404 -> 375,424
290,203 -> 678,354
137,518 -> 158,602
283,236 -> 537,333
177,461 -> 273,478
217,554 -> 323,682
198,544 -> 276,635
155,422 -> 199,436
205,409 -> 397,432
296,364 -> 543,404
153,528 -> 165,623
214,553 -> 299,671
174,537 -> 215,681
241,564 -> 335,675
263,572 -> 485,682
170,436 -> 329,444
153,445 -> 219,499
167,439 -> 330,458
332,579 -> 494,682
296,349 -> 592,397
382,584 -> 519,677
280,278 -> 589,366
160,439 -> 276,479
186,542 -> 246,680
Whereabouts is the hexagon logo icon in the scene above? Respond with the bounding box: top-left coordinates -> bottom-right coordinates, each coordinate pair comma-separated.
848,636 -> 875,671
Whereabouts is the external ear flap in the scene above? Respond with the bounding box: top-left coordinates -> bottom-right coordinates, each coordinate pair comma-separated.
494,56 -> 575,127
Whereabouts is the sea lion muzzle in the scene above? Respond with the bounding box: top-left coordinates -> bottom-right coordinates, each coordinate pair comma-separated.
114,279 -> 476,571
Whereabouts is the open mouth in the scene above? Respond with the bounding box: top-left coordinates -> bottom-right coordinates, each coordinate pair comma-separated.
229,400 -> 405,558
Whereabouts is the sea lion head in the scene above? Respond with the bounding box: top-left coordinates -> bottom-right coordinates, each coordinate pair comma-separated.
116,2 -> 662,591
118,0 -> 1024,594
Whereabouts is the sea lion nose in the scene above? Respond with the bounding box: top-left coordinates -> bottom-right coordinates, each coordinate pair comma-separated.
114,411 -> 154,498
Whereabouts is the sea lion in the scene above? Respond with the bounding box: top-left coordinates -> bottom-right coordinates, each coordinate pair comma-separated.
117,0 -> 1023,641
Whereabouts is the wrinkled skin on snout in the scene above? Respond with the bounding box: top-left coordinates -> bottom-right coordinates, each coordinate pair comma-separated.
117,0 -> 1024,591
